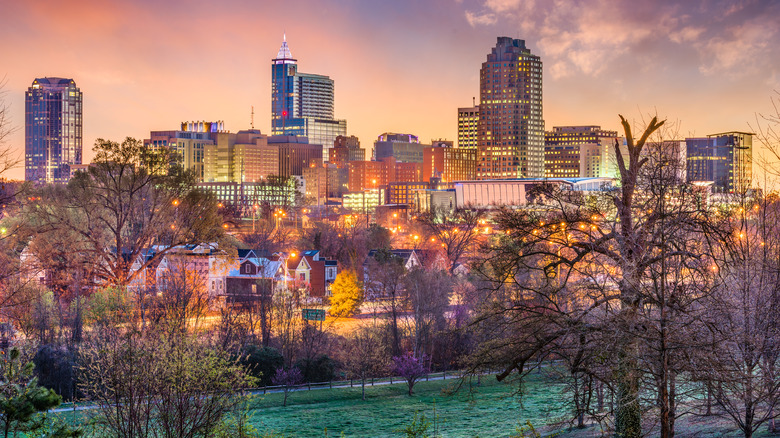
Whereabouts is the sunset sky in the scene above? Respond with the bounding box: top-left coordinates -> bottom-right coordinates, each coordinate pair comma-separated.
2,0 -> 779,180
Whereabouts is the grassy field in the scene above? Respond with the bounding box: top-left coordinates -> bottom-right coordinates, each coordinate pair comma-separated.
247,373 -> 572,438
56,371 -> 772,437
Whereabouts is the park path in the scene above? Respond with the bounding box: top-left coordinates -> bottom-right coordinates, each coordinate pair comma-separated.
50,371 -> 474,414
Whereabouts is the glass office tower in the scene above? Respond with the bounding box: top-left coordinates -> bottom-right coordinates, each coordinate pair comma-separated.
25,77 -> 82,183
686,132 -> 753,193
271,35 -> 346,161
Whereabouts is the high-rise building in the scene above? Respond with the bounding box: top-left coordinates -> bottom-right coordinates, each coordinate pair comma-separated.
271,35 -> 346,161
25,77 -> 83,183
458,106 -> 479,150
423,144 -> 477,182
330,135 -> 365,168
268,135 -> 323,178
145,121 -> 224,181
374,133 -> 425,163
544,126 -> 620,179
477,38 -> 544,179
686,132 -> 753,192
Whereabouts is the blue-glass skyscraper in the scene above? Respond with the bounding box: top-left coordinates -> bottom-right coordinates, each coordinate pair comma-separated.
686,131 -> 753,193
271,35 -> 346,161
25,77 -> 82,183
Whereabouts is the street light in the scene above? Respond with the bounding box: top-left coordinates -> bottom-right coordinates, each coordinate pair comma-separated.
252,204 -> 259,232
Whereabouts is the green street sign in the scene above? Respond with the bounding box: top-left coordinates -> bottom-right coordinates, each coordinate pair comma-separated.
302,308 -> 326,321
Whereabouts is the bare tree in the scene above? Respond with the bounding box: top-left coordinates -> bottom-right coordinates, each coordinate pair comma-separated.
416,206 -> 485,275
80,330 -> 254,438
693,195 -> 780,438
27,138 -> 224,288
271,281 -> 306,368
468,115 -> 726,437
364,249 -> 407,357
403,268 -> 451,360
0,77 -> 19,178
151,263 -> 210,335
342,324 -> 389,400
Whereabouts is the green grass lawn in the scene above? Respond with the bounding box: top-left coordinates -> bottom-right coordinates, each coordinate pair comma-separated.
247,373 -> 571,438
55,372 -> 768,437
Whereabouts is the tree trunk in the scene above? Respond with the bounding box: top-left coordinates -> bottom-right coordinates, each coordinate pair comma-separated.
615,346 -> 641,438
615,297 -> 641,438
597,381 -> 604,412
391,294 -> 401,357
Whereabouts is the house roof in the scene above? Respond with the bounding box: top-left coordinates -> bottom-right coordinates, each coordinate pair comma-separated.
227,258 -> 282,278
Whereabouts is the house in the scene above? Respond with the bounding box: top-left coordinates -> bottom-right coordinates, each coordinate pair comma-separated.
19,246 -> 46,285
287,250 -> 339,299
362,248 -> 449,286
221,251 -> 286,305
128,244 -> 219,296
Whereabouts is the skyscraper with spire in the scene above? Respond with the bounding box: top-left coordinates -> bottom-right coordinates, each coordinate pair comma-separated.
477,37 -> 544,179
271,35 -> 346,161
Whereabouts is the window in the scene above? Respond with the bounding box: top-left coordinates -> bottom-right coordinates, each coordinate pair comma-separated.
300,273 -> 305,281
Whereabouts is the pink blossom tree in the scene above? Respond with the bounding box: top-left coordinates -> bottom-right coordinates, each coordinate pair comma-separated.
393,353 -> 428,396
271,367 -> 303,407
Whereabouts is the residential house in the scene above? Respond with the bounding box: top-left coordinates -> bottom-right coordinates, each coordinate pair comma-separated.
287,250 -> 339,299
362,248 -> 448,294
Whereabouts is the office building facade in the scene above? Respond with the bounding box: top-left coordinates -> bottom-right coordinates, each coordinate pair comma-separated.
458,106 -> 479,150
25,77 -> 83,183
423,144 -> 477,182
348,157 -> 422,192
477,38 -> 544,179
544,126 -> 619,179
330,135 -> 365,168
374,133 -> 425,163
686,132 -> 752,192
268,135 -> 323,178
271,36 -> 346,161
145,121 -> 224,181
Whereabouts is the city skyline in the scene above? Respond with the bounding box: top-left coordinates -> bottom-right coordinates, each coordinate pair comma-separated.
1,0 -> 779,180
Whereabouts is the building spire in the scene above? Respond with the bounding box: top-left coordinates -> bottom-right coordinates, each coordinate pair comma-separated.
274,33 -> 296,64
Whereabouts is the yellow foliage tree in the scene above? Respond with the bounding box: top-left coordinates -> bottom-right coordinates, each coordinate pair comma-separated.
329,270 -> 363,317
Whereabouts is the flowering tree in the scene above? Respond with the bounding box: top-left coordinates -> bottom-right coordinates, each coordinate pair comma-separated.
393,353 -> 428,396
271,367 -> 303,407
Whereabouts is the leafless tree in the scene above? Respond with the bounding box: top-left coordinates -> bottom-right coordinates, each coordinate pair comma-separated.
341,324 -> 389,400
151,263 -> 210,335
271,281 -> 306,368
692,194 -> 780,438
80,330 -> 254,438
0,77 -> 20,179
26,138 -> 224,289
403,268 -> 451,360
416,206 -> 485,275
364,249 -> 407,357
468,115 -> 724,437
